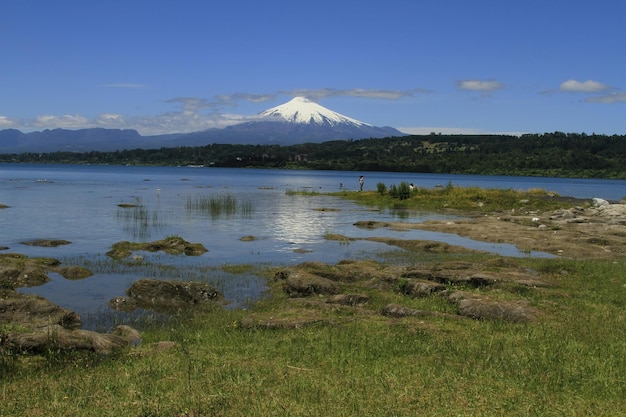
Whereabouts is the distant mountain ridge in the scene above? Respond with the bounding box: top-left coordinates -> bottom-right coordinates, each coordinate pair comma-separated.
0,97 -> 405,153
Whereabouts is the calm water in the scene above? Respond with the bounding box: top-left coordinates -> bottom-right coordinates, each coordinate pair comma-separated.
2,164 -> 626,328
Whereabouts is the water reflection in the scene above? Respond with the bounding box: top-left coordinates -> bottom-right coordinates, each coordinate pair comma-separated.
271,195 -> 342,245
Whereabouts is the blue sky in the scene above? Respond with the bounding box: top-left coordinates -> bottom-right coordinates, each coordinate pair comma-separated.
1,0 -> 625,136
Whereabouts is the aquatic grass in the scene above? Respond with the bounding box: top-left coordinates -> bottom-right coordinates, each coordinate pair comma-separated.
185,193 -> 254,219
115,197 -> 165,240
285,188 -> 321,196
323,231 -> 352,245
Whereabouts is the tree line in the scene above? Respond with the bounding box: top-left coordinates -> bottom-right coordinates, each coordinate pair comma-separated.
2,132 -> 626,179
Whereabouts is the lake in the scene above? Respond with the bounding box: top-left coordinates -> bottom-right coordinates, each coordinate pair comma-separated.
2,163 -> 626,329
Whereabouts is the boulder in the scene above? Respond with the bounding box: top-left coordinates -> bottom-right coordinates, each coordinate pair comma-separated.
106,236 -> 208,259
0,290 -> 81,329
381,304 -> 427,317
282,271 -> 340,297
0,290 -> 139,355
326,293 -> 369,306
399,279 -> 446,297
591,197 -> 610,207
109,278 -> 224,312
447,291 -> 537,322
58,266 -> 93,280
4,324 -> 140,355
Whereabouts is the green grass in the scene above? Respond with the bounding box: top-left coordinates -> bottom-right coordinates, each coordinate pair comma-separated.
1,255 -> 625,416
330,184 -> 580,213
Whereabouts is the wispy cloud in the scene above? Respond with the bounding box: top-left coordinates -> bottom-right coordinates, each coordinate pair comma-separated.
165,97 -> 220,113
457,79 -> 504,94
215,93 -> 277,105
585,92 -> 626,104
559,79 -> 610,93
281,88 -> 425,100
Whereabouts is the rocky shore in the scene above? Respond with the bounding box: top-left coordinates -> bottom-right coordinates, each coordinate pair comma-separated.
0,237 -> 217,355
2,198 -> 625,355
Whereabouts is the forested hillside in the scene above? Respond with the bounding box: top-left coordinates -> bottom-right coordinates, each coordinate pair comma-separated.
2,132 -> 626,178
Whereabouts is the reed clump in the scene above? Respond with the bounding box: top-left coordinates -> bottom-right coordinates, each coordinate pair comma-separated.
186,194 -> 254,219
116,197 -> 164,239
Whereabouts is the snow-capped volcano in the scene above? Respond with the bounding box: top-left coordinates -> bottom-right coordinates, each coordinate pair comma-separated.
257,96 -> 370,127
0,97 -> 405,152
219,96 -> 404,144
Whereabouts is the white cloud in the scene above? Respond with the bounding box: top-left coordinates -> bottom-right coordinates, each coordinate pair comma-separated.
399,126 -> 525,136
33,114 -> 90,129
585,92 -> 626,104
457,80 -> 504,93
0,116 -> 18,128
560,79 -> 610,93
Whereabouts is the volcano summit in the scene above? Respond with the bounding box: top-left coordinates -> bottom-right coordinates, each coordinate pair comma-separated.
220,96 -> 404,144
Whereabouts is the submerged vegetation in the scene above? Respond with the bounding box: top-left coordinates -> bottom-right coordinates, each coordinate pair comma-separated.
116,197 -> 165,240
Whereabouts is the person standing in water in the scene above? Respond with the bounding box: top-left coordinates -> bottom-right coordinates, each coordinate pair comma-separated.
359,175 -> 364,191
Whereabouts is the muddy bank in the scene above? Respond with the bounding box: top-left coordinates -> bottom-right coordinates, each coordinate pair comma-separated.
354,200 -> 626,260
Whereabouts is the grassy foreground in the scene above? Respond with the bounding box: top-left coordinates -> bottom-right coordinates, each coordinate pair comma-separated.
1,188 -> 626,416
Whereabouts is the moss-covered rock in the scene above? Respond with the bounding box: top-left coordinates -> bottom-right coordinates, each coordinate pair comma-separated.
106,236 -> 208,259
